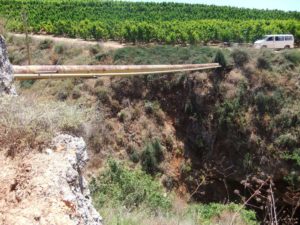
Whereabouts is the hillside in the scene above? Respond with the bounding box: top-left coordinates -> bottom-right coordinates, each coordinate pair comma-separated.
1,0 -> 300,43
2,34 -> 300,224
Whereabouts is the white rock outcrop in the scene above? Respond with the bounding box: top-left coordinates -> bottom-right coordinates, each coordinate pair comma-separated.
0,35 -> 16,95
51,134 -> 102,225
0,134 -> 102,225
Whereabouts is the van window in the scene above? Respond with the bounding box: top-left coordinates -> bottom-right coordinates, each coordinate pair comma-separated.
267,37 -> 274,41
285,36 -> 293,41
275,36 -> 284,41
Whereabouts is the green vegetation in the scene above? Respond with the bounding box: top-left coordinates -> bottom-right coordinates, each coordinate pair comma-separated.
38,39 -> 53,50
90,159 -> 171,212
283,49 -> 300,65
214,50 -> 227,68
90,160 -> 258,225
20,79 -> 35,89
231,49 -> 250,67
1,0 -> 300,43
113,45 -> 222,65
188,203 -> 258,225
141,139 -> 163,175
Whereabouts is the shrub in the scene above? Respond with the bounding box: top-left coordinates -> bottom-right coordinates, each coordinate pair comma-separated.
9,50 -> 27,64
214,50 -> 227,67
71,88 -> 81,99
231,49 -> 249,67
93,86 -> 110,103
144,101 -> 165,124
144,101 -> 158,114
89,45 -> 102,55
254,91 -> 283,116
54,44 -> 66,54
52,79 -> 76,100
282,149 -> 300,166
129,150 -> 140,163
56,90 -> 69,101
90,160 -> 171,211
141,145 -> 159,175
283,50 -> 300,65
180,162 -> 192,175
165,136 -> 174,151
127,144 -> 140,163
273,105 -> 300,129
141,139 -> 163,175
117,111 -> 127,122
284,171 -> 300,189
256,56 -> 271,70
38,39 -> 53,50
88,122 -> 115,153
131,107 -> 142,121
216,99 -> 241,131
94,79 -> 104,87
243,153 -> 253,170
275,133 -> 298,149
20,80 -> 35,89
95,53 -> 109,61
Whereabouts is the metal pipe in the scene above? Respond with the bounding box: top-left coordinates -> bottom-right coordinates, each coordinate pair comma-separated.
13,64 -> 220,80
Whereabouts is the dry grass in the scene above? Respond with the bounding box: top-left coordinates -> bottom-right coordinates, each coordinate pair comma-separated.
100,206 -> 194,225
6,34 -> 106,65
0,96 -> 87,157
99,204 -> 253,225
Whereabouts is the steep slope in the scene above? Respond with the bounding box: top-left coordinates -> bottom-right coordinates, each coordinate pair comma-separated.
4,35 -> 300,223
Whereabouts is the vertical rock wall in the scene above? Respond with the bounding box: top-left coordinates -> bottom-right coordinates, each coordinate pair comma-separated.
51,134 -> 103,225
0,35 -> 16,95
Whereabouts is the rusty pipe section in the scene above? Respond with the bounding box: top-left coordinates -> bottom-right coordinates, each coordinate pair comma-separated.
13,64 -> 220,80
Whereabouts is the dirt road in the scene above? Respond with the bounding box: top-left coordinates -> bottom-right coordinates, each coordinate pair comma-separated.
9,33 -> 125,50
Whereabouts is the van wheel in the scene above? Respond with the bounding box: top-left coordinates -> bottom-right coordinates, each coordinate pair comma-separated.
284,45 -> 290,49
262,45 -> 267,48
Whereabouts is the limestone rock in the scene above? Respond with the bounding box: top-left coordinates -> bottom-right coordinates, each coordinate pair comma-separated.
51,134 -> 103,225
0,35 -> 16,95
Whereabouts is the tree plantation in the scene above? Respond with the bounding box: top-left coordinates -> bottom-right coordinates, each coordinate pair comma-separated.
1,0 -> 300,44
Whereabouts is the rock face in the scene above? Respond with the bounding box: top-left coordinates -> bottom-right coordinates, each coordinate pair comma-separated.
0,134 -> 102,225
51,134 -> 103,225
0,35 -> 16,95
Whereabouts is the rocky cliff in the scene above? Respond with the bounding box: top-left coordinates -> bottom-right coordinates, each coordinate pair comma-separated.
0,134 -> 102,225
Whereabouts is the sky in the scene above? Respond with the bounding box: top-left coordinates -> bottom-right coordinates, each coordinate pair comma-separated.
128,0 -> 300,11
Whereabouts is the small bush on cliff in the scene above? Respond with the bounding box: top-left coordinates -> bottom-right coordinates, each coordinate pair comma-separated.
257,56 -> 271,70
38,39 -> 53,50
275,133 -> 298,149
254,91 -> 283,116
283,50 -> 300,65
144,101 -> 165,124
54,44 -> 66,54
282,149 -> 300,166
141,139 -> 163,175
93,86 -> 110,103
20,80 -> 36,89
214,50 -> 227,68
231,49 -> 249,67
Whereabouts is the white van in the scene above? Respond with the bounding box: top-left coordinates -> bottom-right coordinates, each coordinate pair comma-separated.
254,34 -> 294,49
